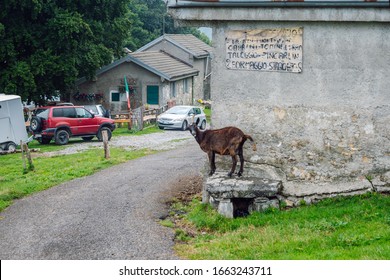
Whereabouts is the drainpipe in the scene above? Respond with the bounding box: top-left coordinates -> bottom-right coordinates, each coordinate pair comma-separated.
192,76 -> 194,105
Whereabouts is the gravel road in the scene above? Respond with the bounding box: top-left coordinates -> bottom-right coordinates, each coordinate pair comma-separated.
39,129 -> 194,157
0,129 -> 206,259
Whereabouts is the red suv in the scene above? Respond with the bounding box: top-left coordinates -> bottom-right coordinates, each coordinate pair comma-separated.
30,105 -> 115,145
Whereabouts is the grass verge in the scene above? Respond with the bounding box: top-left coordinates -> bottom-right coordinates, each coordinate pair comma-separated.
0,126 -> 163,212
167,192 -> 390,260
0,147 -> 155,212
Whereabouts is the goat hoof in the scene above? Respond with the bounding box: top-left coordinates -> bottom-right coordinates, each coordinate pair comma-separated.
209,171 -> 215,176
227,172 -> 233,178
237,172 -> 242,177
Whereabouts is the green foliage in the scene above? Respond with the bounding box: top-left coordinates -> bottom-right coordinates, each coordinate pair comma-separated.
0,0 -> 131,104
126,0 -> 211,51
0,0 -> 211,104
174,193 -> 390,259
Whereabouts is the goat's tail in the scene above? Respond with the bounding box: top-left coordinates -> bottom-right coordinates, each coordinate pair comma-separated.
245,135 -> 257,151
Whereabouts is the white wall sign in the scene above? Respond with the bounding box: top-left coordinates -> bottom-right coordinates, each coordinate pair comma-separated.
226,27 -> 303,73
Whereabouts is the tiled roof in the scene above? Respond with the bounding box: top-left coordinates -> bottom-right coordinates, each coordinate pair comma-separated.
76,51 -> 198,85
164,34 -> 213,57
136,34 -> 213,58
130,51 -> 199,81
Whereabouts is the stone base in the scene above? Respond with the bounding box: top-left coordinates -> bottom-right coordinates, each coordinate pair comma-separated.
204,172 -> 283,218
203,170 -> 390,218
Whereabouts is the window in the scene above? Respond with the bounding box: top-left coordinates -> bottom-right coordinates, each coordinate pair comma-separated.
63,108 -> 76,118
111,92 -> 120,102
52,108 -> 76,118
170,82 -> 176,98
147,86 -> 159,105
184,78 -> 189,93
75,108 -> 92,118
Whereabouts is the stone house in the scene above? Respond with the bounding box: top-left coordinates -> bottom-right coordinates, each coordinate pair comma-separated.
169,0 -> 390,203
136,34 -> 213,101
72,50 -> 199,113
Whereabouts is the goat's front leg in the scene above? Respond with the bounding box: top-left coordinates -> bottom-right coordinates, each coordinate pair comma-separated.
208,151 -> 216,176
228,155 -> 238,178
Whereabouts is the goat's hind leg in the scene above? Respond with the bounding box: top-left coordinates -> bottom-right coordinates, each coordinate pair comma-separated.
207,151 -> 216,176
228,155 -> 238,178
237,148 -> 245,177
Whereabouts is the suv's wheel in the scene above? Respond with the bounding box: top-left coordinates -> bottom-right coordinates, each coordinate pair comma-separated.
97,127 -> 112,141
30,116 -> 42,132
55,130 -> 70,145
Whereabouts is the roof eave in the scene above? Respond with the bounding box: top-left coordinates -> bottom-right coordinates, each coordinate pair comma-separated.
169,71 -> 199,82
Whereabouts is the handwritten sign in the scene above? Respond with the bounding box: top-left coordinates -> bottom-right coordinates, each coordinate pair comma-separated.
225,27 -> 303,73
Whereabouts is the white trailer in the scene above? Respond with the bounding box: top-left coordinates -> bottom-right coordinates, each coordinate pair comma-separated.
0,94 -> 28,151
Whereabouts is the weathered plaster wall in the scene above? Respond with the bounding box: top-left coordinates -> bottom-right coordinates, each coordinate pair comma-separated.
169,7 -> 390,196
212,21 -> 390,193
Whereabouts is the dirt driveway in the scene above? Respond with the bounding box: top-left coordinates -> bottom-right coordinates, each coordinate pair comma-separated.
0,130 -> 206,259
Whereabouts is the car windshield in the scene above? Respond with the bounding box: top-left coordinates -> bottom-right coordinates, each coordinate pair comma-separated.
165,106 -> 190,115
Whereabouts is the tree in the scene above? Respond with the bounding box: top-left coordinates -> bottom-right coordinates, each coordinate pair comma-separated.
0,0 -> 131,104
125,0 -> 211,51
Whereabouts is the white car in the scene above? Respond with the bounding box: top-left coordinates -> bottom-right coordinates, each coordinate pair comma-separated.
157,105 -> 207,131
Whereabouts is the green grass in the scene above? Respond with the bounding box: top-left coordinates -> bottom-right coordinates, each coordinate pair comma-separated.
0,128 -> 162,212
172,193 -> 390,260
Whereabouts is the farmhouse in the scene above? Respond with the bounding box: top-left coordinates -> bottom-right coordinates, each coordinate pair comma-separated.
168,0 -> 390,201
72,34 -> 212,113
136,34 -> 213,101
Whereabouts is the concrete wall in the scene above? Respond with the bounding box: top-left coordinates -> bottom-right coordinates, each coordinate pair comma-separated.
170,6 -> 390,197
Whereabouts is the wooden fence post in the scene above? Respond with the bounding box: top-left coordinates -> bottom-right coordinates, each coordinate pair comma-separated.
25,143 -> 34,171
21,141 -> 34,173
21,140 -> 27,173
102,130 -> 110,159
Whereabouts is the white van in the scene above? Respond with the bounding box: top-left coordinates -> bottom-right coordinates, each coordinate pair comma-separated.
0,94 -> 29,152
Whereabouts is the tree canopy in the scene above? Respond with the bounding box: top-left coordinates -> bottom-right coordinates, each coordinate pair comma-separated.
1,0 -> 210,105
0,0 -> 132,104
126,0 -> 210,51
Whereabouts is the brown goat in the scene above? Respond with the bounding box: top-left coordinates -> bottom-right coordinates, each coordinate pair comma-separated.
188,123 -> 257,177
